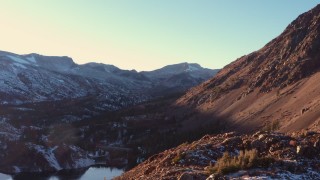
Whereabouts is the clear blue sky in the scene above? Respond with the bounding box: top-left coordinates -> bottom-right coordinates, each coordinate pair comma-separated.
0,1 -> 319,71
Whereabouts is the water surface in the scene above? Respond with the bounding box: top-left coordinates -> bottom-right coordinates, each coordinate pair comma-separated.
1,166 -> 123,180
0,173 -> 11,180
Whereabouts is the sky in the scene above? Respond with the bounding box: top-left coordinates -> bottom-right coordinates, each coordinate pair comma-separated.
0,1 -> 319,71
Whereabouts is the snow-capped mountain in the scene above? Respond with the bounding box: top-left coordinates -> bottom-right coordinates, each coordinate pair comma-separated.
142,62 -> 219,96
0,50 -> 218,110
141,62 -> 215,80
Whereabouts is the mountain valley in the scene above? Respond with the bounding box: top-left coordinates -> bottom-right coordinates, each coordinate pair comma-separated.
0,51 -> 218,175
1,3 -> 320,180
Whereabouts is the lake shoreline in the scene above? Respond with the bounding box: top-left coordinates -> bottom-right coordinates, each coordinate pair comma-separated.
0,165 -> 124,180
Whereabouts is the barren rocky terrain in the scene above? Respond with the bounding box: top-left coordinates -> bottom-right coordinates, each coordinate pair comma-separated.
174,4 -> 320,133
116,131 -> 320,179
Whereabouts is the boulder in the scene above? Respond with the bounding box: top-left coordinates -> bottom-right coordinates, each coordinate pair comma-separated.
242,140 -> 252,149
258,134 -> 267,141
296,145 -> 317,158
178,173 -> 194,180
251,139 -> 266,152
206,173 -> 226,180
222,136 -> 242,148
178,172 -> 207,180
314,139 -> 320,149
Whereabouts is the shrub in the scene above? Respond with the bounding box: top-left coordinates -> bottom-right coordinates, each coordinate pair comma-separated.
172,152 -> 186,164
212,86 -> 222,94
206,149 -> 274,175
262,120 -> 280,132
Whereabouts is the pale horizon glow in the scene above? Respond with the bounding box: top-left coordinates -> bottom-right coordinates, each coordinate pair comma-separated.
0,1 -> 319,71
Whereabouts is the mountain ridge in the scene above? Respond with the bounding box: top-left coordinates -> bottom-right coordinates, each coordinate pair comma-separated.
174,3 -> 320,133
0,50 -> 218,109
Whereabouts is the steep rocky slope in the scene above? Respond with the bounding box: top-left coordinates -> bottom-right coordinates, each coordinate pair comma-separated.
175,4 -> 320,133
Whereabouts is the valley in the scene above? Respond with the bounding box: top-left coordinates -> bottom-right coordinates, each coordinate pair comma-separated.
0,53 -> 218,177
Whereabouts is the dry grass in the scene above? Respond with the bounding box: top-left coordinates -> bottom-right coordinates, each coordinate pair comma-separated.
206,149 -> 274,175
263,119 -> 280,132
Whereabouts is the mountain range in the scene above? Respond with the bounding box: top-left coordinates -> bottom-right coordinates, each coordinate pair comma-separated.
0,50 -> 218,174
0,50 -> 218,110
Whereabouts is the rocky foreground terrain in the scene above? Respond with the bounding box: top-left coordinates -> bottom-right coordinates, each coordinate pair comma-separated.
116,131 -> 320,179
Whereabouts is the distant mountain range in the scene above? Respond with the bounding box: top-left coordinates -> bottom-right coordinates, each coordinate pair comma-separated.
0,50 -> 218,173
0,50 -> 218,110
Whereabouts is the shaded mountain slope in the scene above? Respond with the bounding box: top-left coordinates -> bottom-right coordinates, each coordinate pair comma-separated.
175,4 -> 320,133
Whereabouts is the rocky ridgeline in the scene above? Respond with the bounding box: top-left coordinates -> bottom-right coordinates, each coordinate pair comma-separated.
116,131 -> 320,180
178,4 -> 320,106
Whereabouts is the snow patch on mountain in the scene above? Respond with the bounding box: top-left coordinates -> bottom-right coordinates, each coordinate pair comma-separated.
0,121 -> 21,141
6,55 -> 30,65
12,63 -> 27,69
185,64 -> 201,72
31,145 -> 62,171
69,145 -> 95,168
26,55 -> 36,63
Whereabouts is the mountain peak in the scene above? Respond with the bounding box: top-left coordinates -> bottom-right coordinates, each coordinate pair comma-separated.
145,62 -> 205,74
83,62 -> 120,73
197,3 -> 320,96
